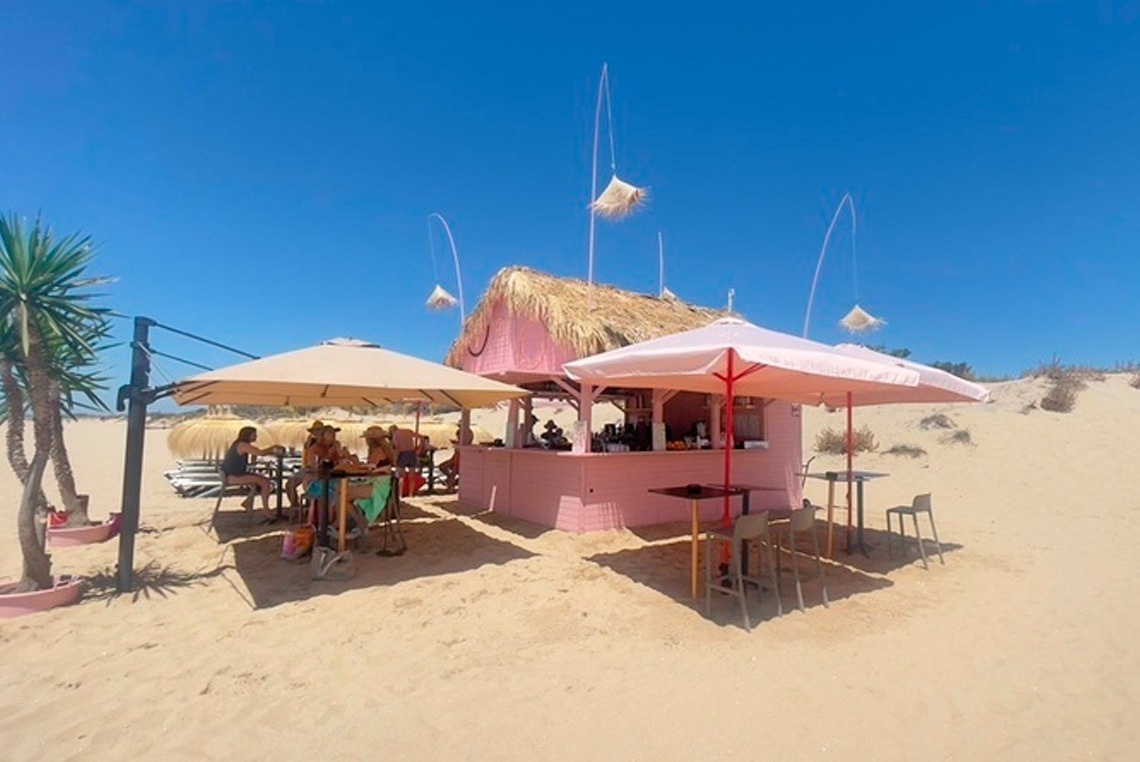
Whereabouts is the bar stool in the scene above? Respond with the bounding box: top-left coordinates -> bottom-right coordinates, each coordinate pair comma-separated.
885,493 -> 944,569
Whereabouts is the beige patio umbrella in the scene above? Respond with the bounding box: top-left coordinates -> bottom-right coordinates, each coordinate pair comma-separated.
171,338 -> 529,409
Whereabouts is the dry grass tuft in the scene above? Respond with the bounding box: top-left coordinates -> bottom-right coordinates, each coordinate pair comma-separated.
941,429 -> 973,445
1040,380 -> 1079,412
919,413 -> 956,430
1027,357 -> 1097,413
815,425 -> 878,455
1131,373 -> 1140,390
884,444 -> 927,458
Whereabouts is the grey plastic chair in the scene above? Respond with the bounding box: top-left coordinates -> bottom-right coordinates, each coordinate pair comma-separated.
885,493 -> 944,569
208,471 -> 259,535
704,512 -> 782,630
771,502 -> 829,611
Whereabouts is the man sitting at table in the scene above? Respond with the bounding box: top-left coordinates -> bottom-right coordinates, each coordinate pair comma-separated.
389,425 -> 427,474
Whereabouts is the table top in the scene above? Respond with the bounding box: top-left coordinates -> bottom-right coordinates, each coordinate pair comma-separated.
802,471 -> 890,481
648,485 -> 746,500
708,483 -> 786,492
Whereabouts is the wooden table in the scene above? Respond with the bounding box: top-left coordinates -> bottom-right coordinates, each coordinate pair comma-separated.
648,485 -> 745,599
317,468 -> 385,552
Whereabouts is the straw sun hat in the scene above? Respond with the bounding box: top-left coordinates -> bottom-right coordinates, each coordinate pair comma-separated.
361,426 -> 389,440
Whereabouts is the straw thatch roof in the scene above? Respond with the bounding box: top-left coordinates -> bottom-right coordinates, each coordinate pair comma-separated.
167,414 -> 277,460
265,418 -> 493,452
444,266 -> 724,368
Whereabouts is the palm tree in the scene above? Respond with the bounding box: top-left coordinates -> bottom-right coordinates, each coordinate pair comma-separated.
0,213 -> 111,590
0,345 -> 49,512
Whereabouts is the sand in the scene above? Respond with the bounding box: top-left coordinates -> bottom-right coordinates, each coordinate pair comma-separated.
1,376 -> 1138,759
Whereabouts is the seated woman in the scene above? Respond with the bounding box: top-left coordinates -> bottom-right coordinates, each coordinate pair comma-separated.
305,425 -> 346,515
220,426 -> 284,515
438,423 -> 473,491
286,419 -> 325,510
345,426 -> 397,504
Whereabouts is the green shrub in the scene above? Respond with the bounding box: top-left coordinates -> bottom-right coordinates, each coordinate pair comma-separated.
884,444 -> 926,458
919,413 -> 956,430
815,425 -> 878,455
931,361 -> 975,380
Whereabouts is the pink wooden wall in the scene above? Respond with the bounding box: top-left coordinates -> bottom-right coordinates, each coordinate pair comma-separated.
456,301 -> 579,377
457,401 -> 803,531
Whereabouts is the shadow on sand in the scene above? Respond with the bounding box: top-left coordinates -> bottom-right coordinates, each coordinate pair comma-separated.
587,526 -> 896,628
821,524 -> 963,575
424,496 -> 554,540
228,514 -> 536,609
85,560 -> 234,604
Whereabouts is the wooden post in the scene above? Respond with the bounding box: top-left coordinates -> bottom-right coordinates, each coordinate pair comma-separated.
505,398 -> 520,449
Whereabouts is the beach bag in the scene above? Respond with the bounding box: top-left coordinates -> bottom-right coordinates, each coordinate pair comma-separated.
310,546 -> 356,581
281,526 -> 315,561
400,472 -> 426,497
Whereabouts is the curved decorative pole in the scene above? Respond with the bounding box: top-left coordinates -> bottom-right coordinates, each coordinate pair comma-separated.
426,212 -> 465,323
586,64 -> 608,311
586,63 -> 646,310
658,231 -> 665,297
802,193 -> 855,338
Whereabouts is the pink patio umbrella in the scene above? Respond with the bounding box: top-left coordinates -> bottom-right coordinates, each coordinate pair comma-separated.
817,344 -> 991,553
563,318 -> 922,521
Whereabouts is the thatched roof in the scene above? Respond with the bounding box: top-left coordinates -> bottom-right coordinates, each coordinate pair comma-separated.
445,266 -> 724,368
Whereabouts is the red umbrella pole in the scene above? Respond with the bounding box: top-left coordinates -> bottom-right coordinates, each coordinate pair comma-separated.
723,350 -> 735,524
846,391 -> 854,546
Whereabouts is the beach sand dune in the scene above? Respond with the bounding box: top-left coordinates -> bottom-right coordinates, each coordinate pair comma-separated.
1,376 -> 1138,759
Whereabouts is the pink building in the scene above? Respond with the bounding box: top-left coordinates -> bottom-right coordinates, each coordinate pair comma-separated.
445,267 -> 804,531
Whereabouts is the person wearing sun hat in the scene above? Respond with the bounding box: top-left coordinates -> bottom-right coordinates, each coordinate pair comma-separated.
360,426 -> 397,469
345,426 -> 397,504
286,419 -> 328,509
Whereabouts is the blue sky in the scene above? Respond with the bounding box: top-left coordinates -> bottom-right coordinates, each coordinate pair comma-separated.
3,1 -> 1138,407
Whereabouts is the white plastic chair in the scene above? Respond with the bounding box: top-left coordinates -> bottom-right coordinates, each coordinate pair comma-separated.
886,493 -> 944,569
704,512 -> 782,630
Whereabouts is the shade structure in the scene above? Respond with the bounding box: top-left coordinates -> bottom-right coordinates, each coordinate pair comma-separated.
172,338 -> 529,409
564,318 -> 922,526
168,414 -> 274,460
821,343 -> 990,556
563,318 -> 921,403
826,344 -> 991,407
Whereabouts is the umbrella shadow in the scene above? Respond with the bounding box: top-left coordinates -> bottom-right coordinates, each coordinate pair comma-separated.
586,537 -> 891,626
229,515 -> 536,610
422,496 -> 554,540
203,508 -> 294,544
822,525 -> 964,575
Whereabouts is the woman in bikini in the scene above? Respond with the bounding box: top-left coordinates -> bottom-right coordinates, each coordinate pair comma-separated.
220,426 -> 284,515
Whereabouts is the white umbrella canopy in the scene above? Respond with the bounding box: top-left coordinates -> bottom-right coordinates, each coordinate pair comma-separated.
826,344 -> 991,407
563,318 -> 920,403
172,338 -> 529,409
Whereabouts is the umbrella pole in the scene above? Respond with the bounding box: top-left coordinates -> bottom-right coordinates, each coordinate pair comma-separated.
846,392 -> 854,553
723,351 -> 735,524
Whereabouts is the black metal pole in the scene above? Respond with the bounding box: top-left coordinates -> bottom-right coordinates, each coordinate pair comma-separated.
116,317 -> 156,593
